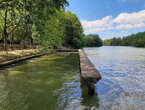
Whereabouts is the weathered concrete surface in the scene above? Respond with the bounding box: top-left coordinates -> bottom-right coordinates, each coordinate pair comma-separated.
79,49 -> 101,82
79,49 -> 101,95
0,52 -> 53,68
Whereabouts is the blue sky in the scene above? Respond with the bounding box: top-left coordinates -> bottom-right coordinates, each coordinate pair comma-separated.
66,0 -> 145,39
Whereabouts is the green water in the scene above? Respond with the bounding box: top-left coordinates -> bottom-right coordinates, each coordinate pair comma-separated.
2,47 -> 145,110
0,53 -> 81,110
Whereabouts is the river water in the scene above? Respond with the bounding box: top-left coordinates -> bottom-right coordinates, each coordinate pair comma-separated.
84,46 -> 145,110
0,47 -> 145,110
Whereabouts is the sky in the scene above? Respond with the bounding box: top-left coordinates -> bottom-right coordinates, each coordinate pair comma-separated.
66,0 -> 145,39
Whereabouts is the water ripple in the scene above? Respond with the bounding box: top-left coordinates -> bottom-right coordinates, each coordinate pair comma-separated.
84,46 -> 145,110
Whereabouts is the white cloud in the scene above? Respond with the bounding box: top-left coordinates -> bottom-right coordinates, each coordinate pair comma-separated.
87,26 -> 114,33
81,16 -> 113,29
116,24 -> 132,29
114,10 -> 145,24
116,23 -> 145,30
81,10 -> 145,33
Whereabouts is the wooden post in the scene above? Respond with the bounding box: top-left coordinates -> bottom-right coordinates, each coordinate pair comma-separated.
88,82 -> 95,95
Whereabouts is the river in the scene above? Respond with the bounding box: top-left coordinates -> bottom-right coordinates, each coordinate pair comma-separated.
84,46 -> 145,110
0,47 -> 145,110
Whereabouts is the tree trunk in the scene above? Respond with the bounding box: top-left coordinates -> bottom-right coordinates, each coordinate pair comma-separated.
21,33 -> 27,49
3,9 -> 8,51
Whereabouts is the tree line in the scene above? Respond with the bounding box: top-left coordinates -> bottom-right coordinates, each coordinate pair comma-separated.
103,32 -> 145,47
82,34 -> 102,47
0,0 -> 102,51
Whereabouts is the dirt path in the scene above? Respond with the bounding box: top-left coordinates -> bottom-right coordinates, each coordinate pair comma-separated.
0,49 -> 39,63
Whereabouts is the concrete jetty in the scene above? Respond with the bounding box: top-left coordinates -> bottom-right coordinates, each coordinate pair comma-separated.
79,49 -> 101,95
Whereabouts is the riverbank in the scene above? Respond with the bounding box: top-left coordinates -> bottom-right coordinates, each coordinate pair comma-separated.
0,49 -> 46,68
0,49 -> 39,63
0,49 -> 79,68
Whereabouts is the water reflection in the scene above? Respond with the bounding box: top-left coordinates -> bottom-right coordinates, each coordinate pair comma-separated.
0,70 -> 30,110
81,79 -> 100,110
56,75 -> 100,110
84,46 -> 145,110
0,53 -> 81,110
1,46 -> 144,110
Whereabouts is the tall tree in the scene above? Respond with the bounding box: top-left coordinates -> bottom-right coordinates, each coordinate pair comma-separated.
63,11 -> 84,49
0,0 -> 24,50
82,34 -> 102,47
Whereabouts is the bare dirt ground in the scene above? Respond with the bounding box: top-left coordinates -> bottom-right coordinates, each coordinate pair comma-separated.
0,49 -> 39,63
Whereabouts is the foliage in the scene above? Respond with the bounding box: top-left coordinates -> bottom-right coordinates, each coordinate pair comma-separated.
103,32 -> 145,47
82,34 -> 103,47
0,0 -> 102,50
0,0 -> 69,50
62,11 -> 84,49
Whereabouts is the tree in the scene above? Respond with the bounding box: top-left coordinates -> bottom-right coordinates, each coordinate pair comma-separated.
103,31 -> 145,47
82,34 -> 102,47
0,0 -> 69,50
0,0 -> 25,50
27,0 -> 69,49
62,11 -> 84,49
